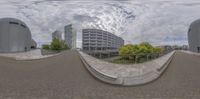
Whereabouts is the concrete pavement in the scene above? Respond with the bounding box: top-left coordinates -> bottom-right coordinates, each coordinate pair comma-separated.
0,50 -> 199,99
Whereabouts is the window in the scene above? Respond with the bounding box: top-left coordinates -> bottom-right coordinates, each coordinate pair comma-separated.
9,22 -> 27,28
197,47 -> 200,53
188,28 -> 191,33
20,24 -> 26,28
9,22 -> 19,25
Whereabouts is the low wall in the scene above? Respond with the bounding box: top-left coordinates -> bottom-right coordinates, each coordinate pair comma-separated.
78,51 -> 175,86
121,52 -> 174,86
180,50 -> 200,57
79,52 -> 122,84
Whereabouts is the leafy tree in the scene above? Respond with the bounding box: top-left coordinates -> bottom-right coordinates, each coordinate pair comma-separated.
61,40 -> 69,50
153,47 -> 163,53
42,38 -> 69,51
42,44 -> 50,50
51,38 -> 62,51
119,42 -> 163,61
120,44 -> 135,59
139,42 -> 154,54
50,38 -> 69,51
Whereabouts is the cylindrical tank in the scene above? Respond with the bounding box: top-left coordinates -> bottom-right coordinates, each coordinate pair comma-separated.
0,18 -> 32,53
188,19 -> 200,53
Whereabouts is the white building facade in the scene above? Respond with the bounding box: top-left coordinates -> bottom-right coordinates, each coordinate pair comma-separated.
64,24 -> 76,49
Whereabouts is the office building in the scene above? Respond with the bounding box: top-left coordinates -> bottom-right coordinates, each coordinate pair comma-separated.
0,18 -> 32,53
82,29 -> 124,57
188,19 -> 200,53
64,24 -> 76,49
52,30 -> 62,41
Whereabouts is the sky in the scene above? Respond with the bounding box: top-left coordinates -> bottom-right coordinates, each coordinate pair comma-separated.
0,0 -> 200,47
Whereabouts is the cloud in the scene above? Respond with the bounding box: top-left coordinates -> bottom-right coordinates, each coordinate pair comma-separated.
0,0 -> 200,47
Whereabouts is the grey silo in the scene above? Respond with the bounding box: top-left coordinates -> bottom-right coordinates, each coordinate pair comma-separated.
188,19 -> 200,53
0,18 -> 32,53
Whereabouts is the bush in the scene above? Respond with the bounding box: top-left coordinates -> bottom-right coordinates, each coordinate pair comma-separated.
42,38 -> 69,51
42,44 -> 50,50
119,42 -> 163,61
51,39 -> 62,51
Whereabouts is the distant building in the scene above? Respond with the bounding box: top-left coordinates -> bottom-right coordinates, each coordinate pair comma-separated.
158,45 -> 189,54
188,19 -> 200,53
31,39 -> 37,49
157,45 -> 173,54
82,29 -> 124,58
64,24 -> 76,49
52,30 -> 62,41
0,18 -> 32,53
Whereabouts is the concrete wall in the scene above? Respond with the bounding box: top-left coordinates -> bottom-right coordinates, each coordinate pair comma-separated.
79,51 -> 175,86
188,19 -> 200,53
0,18 -> 32,53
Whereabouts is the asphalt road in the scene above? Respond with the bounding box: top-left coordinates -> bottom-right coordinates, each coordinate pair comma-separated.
0,50 -> 199,99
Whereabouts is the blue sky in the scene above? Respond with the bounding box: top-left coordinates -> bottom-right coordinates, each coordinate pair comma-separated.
0,0 -> 200,47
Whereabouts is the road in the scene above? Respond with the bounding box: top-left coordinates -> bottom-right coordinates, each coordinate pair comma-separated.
0,50 -> 199,99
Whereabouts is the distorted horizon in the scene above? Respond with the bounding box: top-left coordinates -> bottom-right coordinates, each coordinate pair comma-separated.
0,0 -> 200,47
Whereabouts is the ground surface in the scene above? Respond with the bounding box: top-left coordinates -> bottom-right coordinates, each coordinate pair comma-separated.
0,49 -> 56,60
0,50 -> 199,99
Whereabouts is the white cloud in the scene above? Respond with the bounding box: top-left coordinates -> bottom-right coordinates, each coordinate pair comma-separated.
0,0 -> 200,47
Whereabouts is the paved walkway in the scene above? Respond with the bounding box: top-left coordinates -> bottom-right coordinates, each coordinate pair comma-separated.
79,51 -> 174,85
0,49 -> 57,60
0,50 -> 199,99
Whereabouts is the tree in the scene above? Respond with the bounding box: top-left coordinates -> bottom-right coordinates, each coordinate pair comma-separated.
42,38 -> 69,51
119,42 -> 163,61
120,44 -> 134,59
51,38 -> 62,51
139,42 -> 154,54
153,47 -> 163,53
42,44 -> 50,50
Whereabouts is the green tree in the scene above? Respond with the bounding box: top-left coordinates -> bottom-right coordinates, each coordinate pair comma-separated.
120,44 -> 134,59
51,38 -> 62,51
153,47 -> 163,53
50,38 -> 69,51
139,42 -> 154,54
119,42 -> 163,62
42,44 -> 50,50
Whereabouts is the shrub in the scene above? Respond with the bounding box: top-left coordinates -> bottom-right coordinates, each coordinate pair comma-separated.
42,44 -> 50,50
50,38 -> 69,51
42,38 -> 69,51
119,42 -> 163,61
50,39 -> 62,51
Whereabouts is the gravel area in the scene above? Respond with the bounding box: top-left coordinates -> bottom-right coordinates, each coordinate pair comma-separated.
0,50 -> 199,99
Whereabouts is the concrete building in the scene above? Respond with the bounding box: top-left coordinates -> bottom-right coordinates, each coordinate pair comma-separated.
82,29 -> 124,58
0,18 -> 32,53
31,39 -> 37,49
52,30 -> 62,41
188,19 -> 200,53
64,24 -> 76,49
